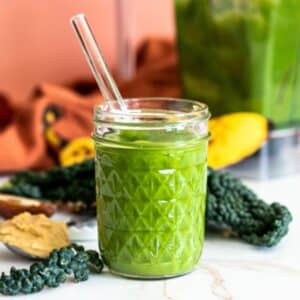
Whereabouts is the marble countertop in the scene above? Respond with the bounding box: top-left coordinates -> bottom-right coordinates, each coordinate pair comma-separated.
0,174 -> 299,300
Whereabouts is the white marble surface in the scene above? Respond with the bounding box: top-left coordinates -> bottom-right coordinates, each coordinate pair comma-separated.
0,175 -> 299,300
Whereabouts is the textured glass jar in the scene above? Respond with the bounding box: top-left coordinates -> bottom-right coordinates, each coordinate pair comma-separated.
93,98 -> 210,279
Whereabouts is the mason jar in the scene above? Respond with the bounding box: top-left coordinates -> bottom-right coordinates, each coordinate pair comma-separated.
93,98 -> 210,278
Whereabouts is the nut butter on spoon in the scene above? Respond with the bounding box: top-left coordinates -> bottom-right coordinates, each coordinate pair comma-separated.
0,212 -> 69,260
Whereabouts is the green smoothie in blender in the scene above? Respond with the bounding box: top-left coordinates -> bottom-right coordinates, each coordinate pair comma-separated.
174,0 -> 300,128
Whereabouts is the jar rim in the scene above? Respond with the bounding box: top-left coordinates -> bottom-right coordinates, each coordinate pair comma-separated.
94,97 -> 210,125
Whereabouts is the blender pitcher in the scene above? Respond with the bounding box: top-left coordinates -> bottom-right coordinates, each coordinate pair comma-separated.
174,0 -> 300,178
174,0 -> 300,128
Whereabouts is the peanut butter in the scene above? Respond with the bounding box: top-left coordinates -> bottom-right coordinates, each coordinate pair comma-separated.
0,212 -> 70,257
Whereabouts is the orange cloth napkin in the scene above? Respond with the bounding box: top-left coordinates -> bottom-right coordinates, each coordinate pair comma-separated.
0,39 -> 180,172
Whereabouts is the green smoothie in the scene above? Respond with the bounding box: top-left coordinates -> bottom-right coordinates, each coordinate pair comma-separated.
175,0 -> 300,128
94,130 -> 208,277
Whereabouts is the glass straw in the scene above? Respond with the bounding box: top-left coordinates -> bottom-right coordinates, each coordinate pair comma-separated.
70,13 -> 128,112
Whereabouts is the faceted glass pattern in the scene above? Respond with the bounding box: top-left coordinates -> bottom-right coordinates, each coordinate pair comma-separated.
95,142 -> 208,277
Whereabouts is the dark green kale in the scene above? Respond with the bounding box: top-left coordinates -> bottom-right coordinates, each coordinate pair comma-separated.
0,160 -> 95,209
206,168 -> 292,247
0,160 -> 292,247
0,244 -> 103,296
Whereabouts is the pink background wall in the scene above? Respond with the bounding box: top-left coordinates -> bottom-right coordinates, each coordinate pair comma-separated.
0,0 -> 174,102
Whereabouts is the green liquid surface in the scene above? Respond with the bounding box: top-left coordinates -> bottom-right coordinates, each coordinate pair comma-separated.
95,131 -> 208,277
175,0 -> 300,128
